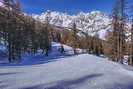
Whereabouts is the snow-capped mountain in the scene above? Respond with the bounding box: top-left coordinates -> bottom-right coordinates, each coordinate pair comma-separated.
32,10 -> 111,39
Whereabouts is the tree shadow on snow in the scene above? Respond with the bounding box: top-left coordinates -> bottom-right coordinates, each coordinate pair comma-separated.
0,72 -> 18,76
21,53 -> 76,66
12,53 -> 86,66
103,81 -> 133,89
23,73 -> 133,89
0,52 -> 78,66
23,73 -> 103,89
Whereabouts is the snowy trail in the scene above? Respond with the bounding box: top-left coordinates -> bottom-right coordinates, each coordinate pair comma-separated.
0,54 -> 133,89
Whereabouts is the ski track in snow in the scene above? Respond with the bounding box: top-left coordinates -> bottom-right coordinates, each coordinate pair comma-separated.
0,42 -> 133,89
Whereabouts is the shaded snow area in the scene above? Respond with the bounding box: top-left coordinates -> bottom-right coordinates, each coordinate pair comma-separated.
0,43 -> 133,89
0,42 -> 76,66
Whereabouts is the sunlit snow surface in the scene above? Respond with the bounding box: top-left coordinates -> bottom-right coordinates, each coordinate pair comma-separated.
0,42 -> 133,89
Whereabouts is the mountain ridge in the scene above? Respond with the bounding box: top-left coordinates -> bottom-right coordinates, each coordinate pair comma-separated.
32,10 -> 111,40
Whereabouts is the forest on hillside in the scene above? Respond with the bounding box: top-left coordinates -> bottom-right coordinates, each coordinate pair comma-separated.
0,0 -> 133,66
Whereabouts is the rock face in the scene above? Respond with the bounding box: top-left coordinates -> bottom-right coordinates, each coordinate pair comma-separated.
32,10 -> 111,40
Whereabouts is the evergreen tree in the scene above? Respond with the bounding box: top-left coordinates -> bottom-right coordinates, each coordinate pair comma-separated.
129,6 -> 133,65
71,22 -> 78,55
107,0 -> 127,63
118,0 -> 127,63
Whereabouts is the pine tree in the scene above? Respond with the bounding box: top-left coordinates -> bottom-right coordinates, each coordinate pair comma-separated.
129,6 -> 133,65
106,2 -> 120,61
56,32 -> 64,53
71,21 -> 78,55
41,11 -> 51,56
93,33 -> 102,56
118,0 -> 127,64
3,0 -> 14,62
107,0 -> 127,63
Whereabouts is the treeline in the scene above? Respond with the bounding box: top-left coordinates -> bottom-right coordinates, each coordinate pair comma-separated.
0,0 -> 52,62
0,0 -> 104,63
1,0 -> 133,66
60,0 -> 133,66
105,0 -> 133,65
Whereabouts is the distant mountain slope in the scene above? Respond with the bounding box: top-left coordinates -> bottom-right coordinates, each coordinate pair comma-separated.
32,10 -> 112,39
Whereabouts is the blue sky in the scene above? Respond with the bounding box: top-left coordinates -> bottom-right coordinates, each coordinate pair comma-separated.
21,0 -> 116,15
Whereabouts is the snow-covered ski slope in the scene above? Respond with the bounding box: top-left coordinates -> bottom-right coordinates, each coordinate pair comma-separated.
0,43 -> 133,89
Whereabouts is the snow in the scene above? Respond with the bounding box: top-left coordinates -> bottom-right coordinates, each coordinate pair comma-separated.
0,2 -> 3,6
0,2 -> 5,7
0,42 -> 74,66
0,42 -> 133,89
32,10 -> 111,40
